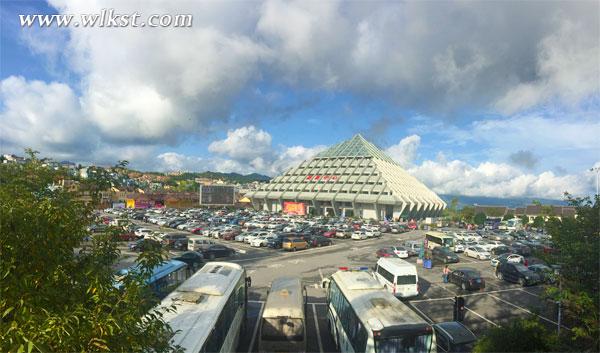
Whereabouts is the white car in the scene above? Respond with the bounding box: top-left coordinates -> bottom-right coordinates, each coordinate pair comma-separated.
351,231 -> 367,240
134,228 -> 152,237
465,246 -> 491,260
475,241 -> 496,252
250,236 -> 268,247
235,234 -> 247,242
490,253 -> 524,267
364,229 -> 381,238
391,246 -> 409,258
453,242 -> 465,253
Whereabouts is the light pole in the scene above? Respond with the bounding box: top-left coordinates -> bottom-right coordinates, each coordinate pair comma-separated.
591,167 -> 600,196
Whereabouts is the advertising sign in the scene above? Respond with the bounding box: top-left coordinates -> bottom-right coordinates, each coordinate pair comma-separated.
199,185 -> 235,205
112,202 -> 125,209
126,199 -> 135,209
283,201 -> 307,216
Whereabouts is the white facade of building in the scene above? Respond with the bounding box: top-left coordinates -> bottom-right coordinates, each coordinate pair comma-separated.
245,134 -> 446,220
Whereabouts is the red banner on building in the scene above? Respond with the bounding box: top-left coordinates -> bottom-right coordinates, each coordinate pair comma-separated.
283,201 -> 307,216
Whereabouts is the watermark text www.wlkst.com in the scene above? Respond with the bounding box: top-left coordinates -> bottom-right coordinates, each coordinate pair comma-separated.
19,9 -> 193,28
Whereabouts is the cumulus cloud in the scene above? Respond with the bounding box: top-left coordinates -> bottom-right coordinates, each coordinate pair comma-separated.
508,150 -> 539,170
385,135 -> 421,168
408,158 -> 592,199
208,126 -> 273,162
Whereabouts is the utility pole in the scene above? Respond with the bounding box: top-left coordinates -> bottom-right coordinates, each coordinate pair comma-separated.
591,167 -> 600,196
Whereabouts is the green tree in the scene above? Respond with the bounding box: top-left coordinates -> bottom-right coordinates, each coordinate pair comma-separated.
543,194 -> 599,351
0,152 -> 178,352
460,206 -> 475,224
503,213 -> 514,221
532,215 -> 545,228
473,317 -> 556,352
520,214 -> 530,226
473,212 -> 487,226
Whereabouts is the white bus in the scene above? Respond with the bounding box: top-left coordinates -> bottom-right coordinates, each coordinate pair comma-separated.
323,269 -> 436,353
258,277 -> 307,352
160,262 -> 251,353
425,231 -> 455,251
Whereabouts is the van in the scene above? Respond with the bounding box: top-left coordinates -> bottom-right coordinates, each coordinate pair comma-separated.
282,238 -> 308,251
403,240 -> 422,256
187,236 -> 214,251
374,258 -> 419,298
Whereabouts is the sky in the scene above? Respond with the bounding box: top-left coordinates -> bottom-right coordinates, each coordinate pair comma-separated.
1,0 -> 599,199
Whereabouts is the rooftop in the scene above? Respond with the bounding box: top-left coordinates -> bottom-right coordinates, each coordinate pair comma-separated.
315,134 -> 396,163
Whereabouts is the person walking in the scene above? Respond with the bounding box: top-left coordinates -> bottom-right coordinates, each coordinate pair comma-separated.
442,265 -> 451,283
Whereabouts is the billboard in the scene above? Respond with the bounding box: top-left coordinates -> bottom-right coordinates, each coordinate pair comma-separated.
283,201 -> 307,216
199,185 -> 235,206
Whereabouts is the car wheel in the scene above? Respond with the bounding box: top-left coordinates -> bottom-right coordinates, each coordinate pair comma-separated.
461,283 -> 467,291
497,272 -> 503,280
519,278 -> 526,286
292,247 -> 297,252
208,253 -> 215,260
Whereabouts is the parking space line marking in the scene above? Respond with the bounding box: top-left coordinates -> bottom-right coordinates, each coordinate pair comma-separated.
487,293 -> 567,329
465,306 -> 499,327
248,301 -> 264,353
518,288 -> 541,297
311,303 -> 324,353
407,303 -> 433,324
410,287 -> 540,303
318,268 -> 324,281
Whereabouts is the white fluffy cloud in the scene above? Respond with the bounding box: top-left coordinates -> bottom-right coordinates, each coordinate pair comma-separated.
407,158 -> 593,199
208,126 -> 273,162
385,135 -> 421,168
157,126 -> 325,175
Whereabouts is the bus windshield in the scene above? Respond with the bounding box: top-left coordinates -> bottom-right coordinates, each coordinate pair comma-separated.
375,333 -> 433,353
443,238 -> 454,247
261,317 -> 304,341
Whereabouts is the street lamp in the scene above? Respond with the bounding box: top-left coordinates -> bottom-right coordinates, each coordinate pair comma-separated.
591,167 -> 600,196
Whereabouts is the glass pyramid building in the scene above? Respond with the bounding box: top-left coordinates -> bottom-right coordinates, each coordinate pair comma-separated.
245,134 -> 446,220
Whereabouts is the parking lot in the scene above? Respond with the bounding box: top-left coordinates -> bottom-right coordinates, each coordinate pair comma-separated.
114,217 -> 564,352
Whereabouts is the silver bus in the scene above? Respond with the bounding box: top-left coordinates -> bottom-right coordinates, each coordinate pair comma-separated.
259,277 -> 307,352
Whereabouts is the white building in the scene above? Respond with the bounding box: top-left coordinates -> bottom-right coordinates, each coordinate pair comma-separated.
245,134 -> 446,220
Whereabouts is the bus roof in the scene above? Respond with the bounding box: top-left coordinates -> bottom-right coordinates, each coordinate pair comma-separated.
149,260 -> 187,283
426,231 -> 451,238
160,262 -> 244,353
332,271 -> 428,332
262,277 -> 304,319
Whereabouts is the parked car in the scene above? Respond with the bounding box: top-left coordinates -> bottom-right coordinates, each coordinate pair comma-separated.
453,241 -> 465,253
490,253 -> 524,267
266,234 -> 289,249
351,231 -> 368,240
364,229 -> 381,238
510,243 -> 532,256
335,229 -> 353,239
449,268 -> 486,291
495,262 -> 541,286
128,238 -> 160,252
432,247 -> 460,264
528,264 -> 556,284
198,245 -> 236,260
433,321 -> 477,353
134,228 -> 153,237
403,241 -> 422,256
376,247 -> 396,258
389,246 -> 409,258
161,233 -> 189,248
490,245 -> 511,256
307,235 -> 333,247
464,246 -> 491,260
172,251 -> 204,271
322,230 -> 337,238
250,235 -> 275,247
117,232 -> 139,241
282,238 -> 308,251
88,224 -> 108,233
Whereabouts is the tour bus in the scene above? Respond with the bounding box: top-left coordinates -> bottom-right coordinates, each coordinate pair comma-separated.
426,231 -> 456,251
374,258 -> 419,298
322,268 -> 436,353
258,277 -> 307,352
160,262 -> 251,353
116,259 -> 189,299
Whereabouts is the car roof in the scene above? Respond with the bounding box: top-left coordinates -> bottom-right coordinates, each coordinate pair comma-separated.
433,321 -> 477,344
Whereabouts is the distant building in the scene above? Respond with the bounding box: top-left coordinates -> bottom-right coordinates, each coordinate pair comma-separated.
246,134 -> 446,220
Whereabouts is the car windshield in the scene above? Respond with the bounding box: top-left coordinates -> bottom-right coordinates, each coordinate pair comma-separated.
376,333 -> 433,353
474,247 -> 485,252
514,264 -> 530,273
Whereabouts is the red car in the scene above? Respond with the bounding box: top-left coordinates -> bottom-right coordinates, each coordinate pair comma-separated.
323,230 -> 336,238
117,232 -> 139,241
191,227 -> 204,234
376,247 -> 395,258
222,230 -> 241,241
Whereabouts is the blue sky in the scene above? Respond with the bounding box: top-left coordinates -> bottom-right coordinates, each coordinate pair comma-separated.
1,0 -> 599,199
